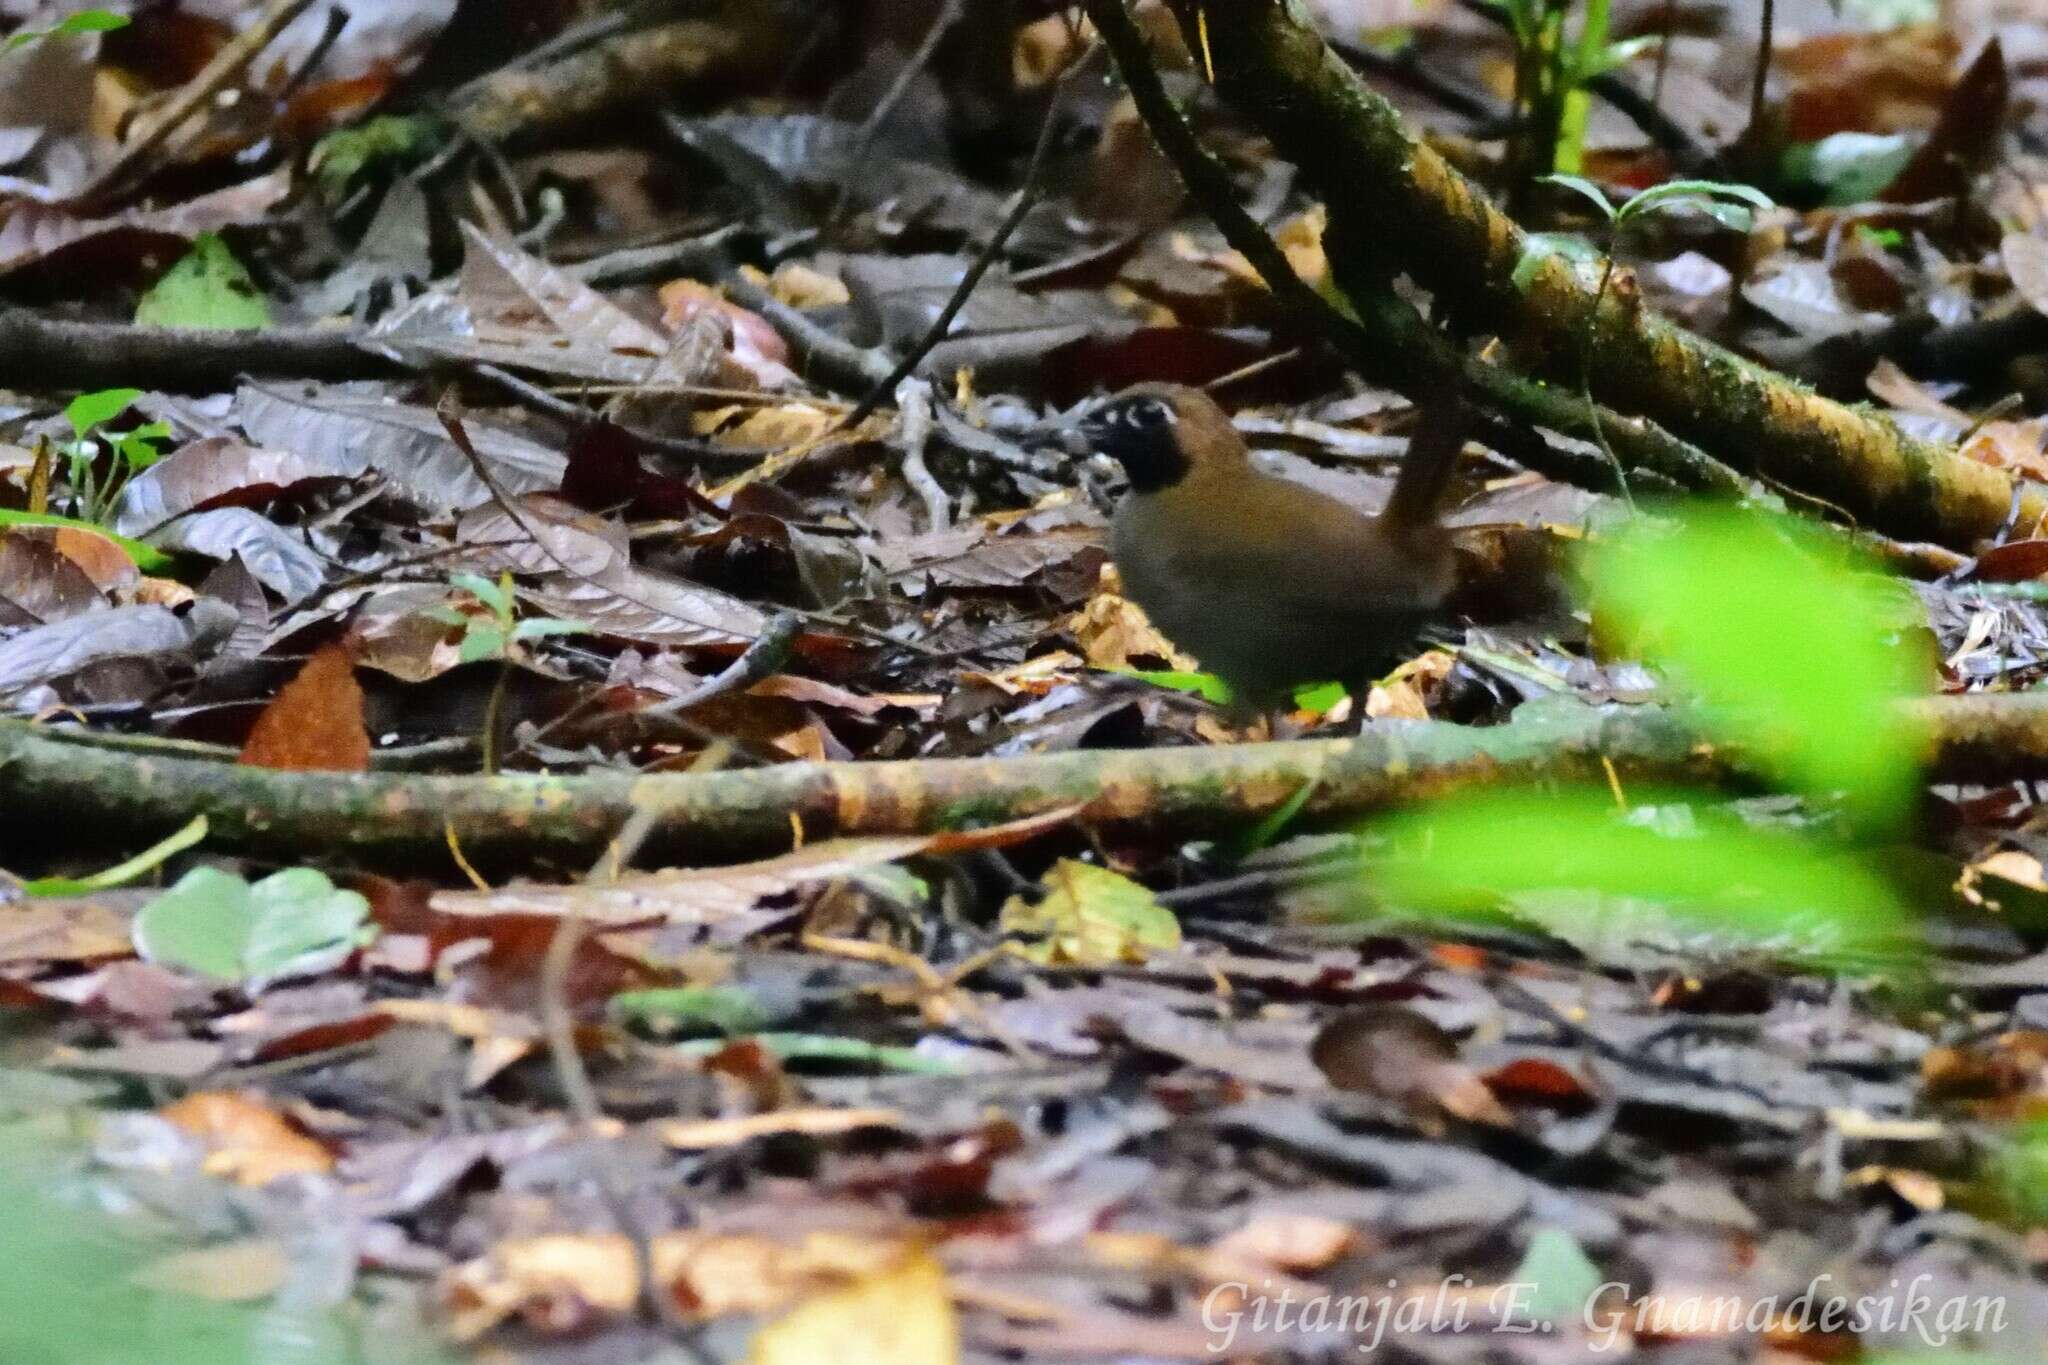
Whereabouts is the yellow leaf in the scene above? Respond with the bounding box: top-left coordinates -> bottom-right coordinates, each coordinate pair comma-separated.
1001,860 -> 1180,966
749,1249 -> 956,1365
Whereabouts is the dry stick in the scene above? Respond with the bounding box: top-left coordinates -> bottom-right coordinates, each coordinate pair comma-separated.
79,0 -> 319,206
827,0 -> 967,231
722,276 -> 894,396
0,310 -> 394,391
1082,0 -> 1752,500
637,612 -> 803,722
466,363 -> 762,466
836,69 -> 1071,433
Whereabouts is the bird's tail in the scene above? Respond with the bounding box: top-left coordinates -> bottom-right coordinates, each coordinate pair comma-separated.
1380,397 -> 1472,531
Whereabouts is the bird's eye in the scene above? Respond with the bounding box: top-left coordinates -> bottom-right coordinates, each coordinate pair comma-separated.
1123,398 -> 1173,428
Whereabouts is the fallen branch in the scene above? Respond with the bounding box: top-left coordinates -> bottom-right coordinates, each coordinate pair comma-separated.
1144,0 -> 2044,548
0,310 -> 396,391
5,695 -> 2046,863
449,2 -> 789,145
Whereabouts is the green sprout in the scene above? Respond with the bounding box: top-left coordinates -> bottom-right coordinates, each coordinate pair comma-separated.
427,570 -> 588,665
57,387 -> 171,526
427,572 -> 588,773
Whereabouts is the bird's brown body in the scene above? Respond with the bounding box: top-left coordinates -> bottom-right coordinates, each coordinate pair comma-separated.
1082,384 -> 1459,705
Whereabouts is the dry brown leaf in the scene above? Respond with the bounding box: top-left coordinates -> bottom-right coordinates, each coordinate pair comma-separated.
445,1229 -> 918,1340
239,642 -> 370,772
160,1091 -> 335,1186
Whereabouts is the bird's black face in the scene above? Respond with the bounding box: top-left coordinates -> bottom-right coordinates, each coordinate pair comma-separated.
1079,394 -> 1187,493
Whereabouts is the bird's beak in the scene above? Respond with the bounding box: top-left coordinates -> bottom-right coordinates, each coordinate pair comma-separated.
1064,412 -> 1108,459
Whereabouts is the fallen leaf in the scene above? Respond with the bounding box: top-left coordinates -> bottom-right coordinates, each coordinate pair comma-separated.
160,1091 -> 334,1186
239,642 -> 370,772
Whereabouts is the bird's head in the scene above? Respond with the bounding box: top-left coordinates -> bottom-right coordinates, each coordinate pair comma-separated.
1074,383 -> 1243,494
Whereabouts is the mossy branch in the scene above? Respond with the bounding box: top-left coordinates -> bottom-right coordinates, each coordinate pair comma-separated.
5,696 -> 2047,864
1151,0 -> 2042,548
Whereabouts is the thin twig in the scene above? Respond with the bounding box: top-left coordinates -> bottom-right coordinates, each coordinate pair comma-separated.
722,276 -> 894,396
838,64 -> 1072,431
1747,0 -> 1776,140
636,613 -> 803,722
828,0 -> 966,231
466,363 -> 762,466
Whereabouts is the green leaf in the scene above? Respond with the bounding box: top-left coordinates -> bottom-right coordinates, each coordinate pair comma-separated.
113,420 -> 172,471
22,816 -> 207,897
1781,132 -> 1915,207
134,866 -> 375,986
64,387 -> 143,440
449,571 -> 514,617
457,624 -> 507,663
1511,1227 -> 1607,1325
237,868 -> 376,984
308,114 -> 447,197
131,867 -> 256,982
1291,680 -> 1348,713
1107,666 -> 1234,705
1371,789 -> 1913,971
1538,174 -> 1617,220
611,986 -> 773,1036
1616,178 -> 1773,230
0,510 -> 172,571
134,234 -> 269,331
3,9 -> 128,52
1586,507 -> 1928,829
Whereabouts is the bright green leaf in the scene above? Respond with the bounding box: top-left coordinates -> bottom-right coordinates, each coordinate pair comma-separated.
1539,173 -> 1617,220
3,9 -> 128,52
611,986 -> 773,1036
134,866 -> 374,986
132,867 -> 258,982
457,625 -> 507,663
238,868 -> 375,983
1292,680 -> 1348,713
1586,508 -> 1929,828
64,387 -> 143,440
1371,789 -> 1913,970
1108,666 -> 1234,705
134,234 -> 270,331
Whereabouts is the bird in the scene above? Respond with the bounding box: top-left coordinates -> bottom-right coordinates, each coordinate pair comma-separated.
1075,383 -> 1465,708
